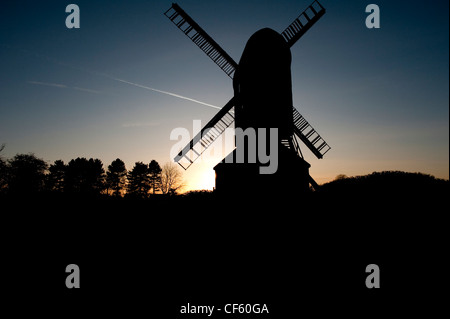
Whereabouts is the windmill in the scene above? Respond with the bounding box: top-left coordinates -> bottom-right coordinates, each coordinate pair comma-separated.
164,1 -> 330,195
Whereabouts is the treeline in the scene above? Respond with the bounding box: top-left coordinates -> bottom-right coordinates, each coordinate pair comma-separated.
321,171 -> 449,196
0,151 -> 183,198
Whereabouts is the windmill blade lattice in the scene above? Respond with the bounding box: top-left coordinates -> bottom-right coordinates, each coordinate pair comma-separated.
292,106 -> 330,159
174,98 -> 235,170
281,0 -> 326,47
164,3 -> 238,79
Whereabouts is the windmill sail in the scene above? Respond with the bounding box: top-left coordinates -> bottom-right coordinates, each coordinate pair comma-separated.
166,2 -> 330,170
174,98 -> 235,170
175,103 -> 330,170
164,3 -> 238,79
281,0 -> 326,47
292,106 -> 330,159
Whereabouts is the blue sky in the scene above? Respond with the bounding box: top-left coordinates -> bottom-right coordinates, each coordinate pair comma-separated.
0,0 -> 448,190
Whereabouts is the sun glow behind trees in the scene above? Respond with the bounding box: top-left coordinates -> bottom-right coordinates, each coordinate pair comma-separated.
0,1 -> 448,190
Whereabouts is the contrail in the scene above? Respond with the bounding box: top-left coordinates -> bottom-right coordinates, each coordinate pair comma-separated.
110,77 -> 221,110
28,81 -> 67,88
28,81 -> 101,94
4,44 -> 221,110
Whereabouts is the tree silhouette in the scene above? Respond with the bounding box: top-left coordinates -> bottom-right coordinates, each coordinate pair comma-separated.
148,160 -> 162,195
334,174 -> 348,181
0,159 -> 6,194
321,171 -> 449,198
161,162 -> 183,195
0,144 -> 7,194
65,157 -> 105,194
127,162 -> 150,198
47,160 -> 66,192
106,158 -> 127,197
8,153 -> 48,194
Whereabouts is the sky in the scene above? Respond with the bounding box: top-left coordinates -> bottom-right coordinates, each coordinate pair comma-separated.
0,0 -> 448,191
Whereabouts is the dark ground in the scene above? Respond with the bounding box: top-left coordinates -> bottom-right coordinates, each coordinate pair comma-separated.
2,174 -> 448,317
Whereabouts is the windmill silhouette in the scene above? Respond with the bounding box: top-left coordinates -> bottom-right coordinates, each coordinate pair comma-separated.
164,1 -> 330,196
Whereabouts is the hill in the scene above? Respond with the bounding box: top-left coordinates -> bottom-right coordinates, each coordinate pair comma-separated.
321,171 -> 448,196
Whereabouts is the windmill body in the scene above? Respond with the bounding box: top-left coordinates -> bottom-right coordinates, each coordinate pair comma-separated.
214,28 -> 309,195
234,28 -> 293,140
165,1 -> 330,195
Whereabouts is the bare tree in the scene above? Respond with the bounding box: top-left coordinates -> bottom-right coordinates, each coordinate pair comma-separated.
161,162 -> 183,195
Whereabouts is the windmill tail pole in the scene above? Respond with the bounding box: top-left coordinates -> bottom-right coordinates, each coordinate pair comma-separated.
309,175 -> 320,191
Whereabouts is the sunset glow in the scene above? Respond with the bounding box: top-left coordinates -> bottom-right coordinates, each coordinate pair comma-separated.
0,0 -> 448,192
